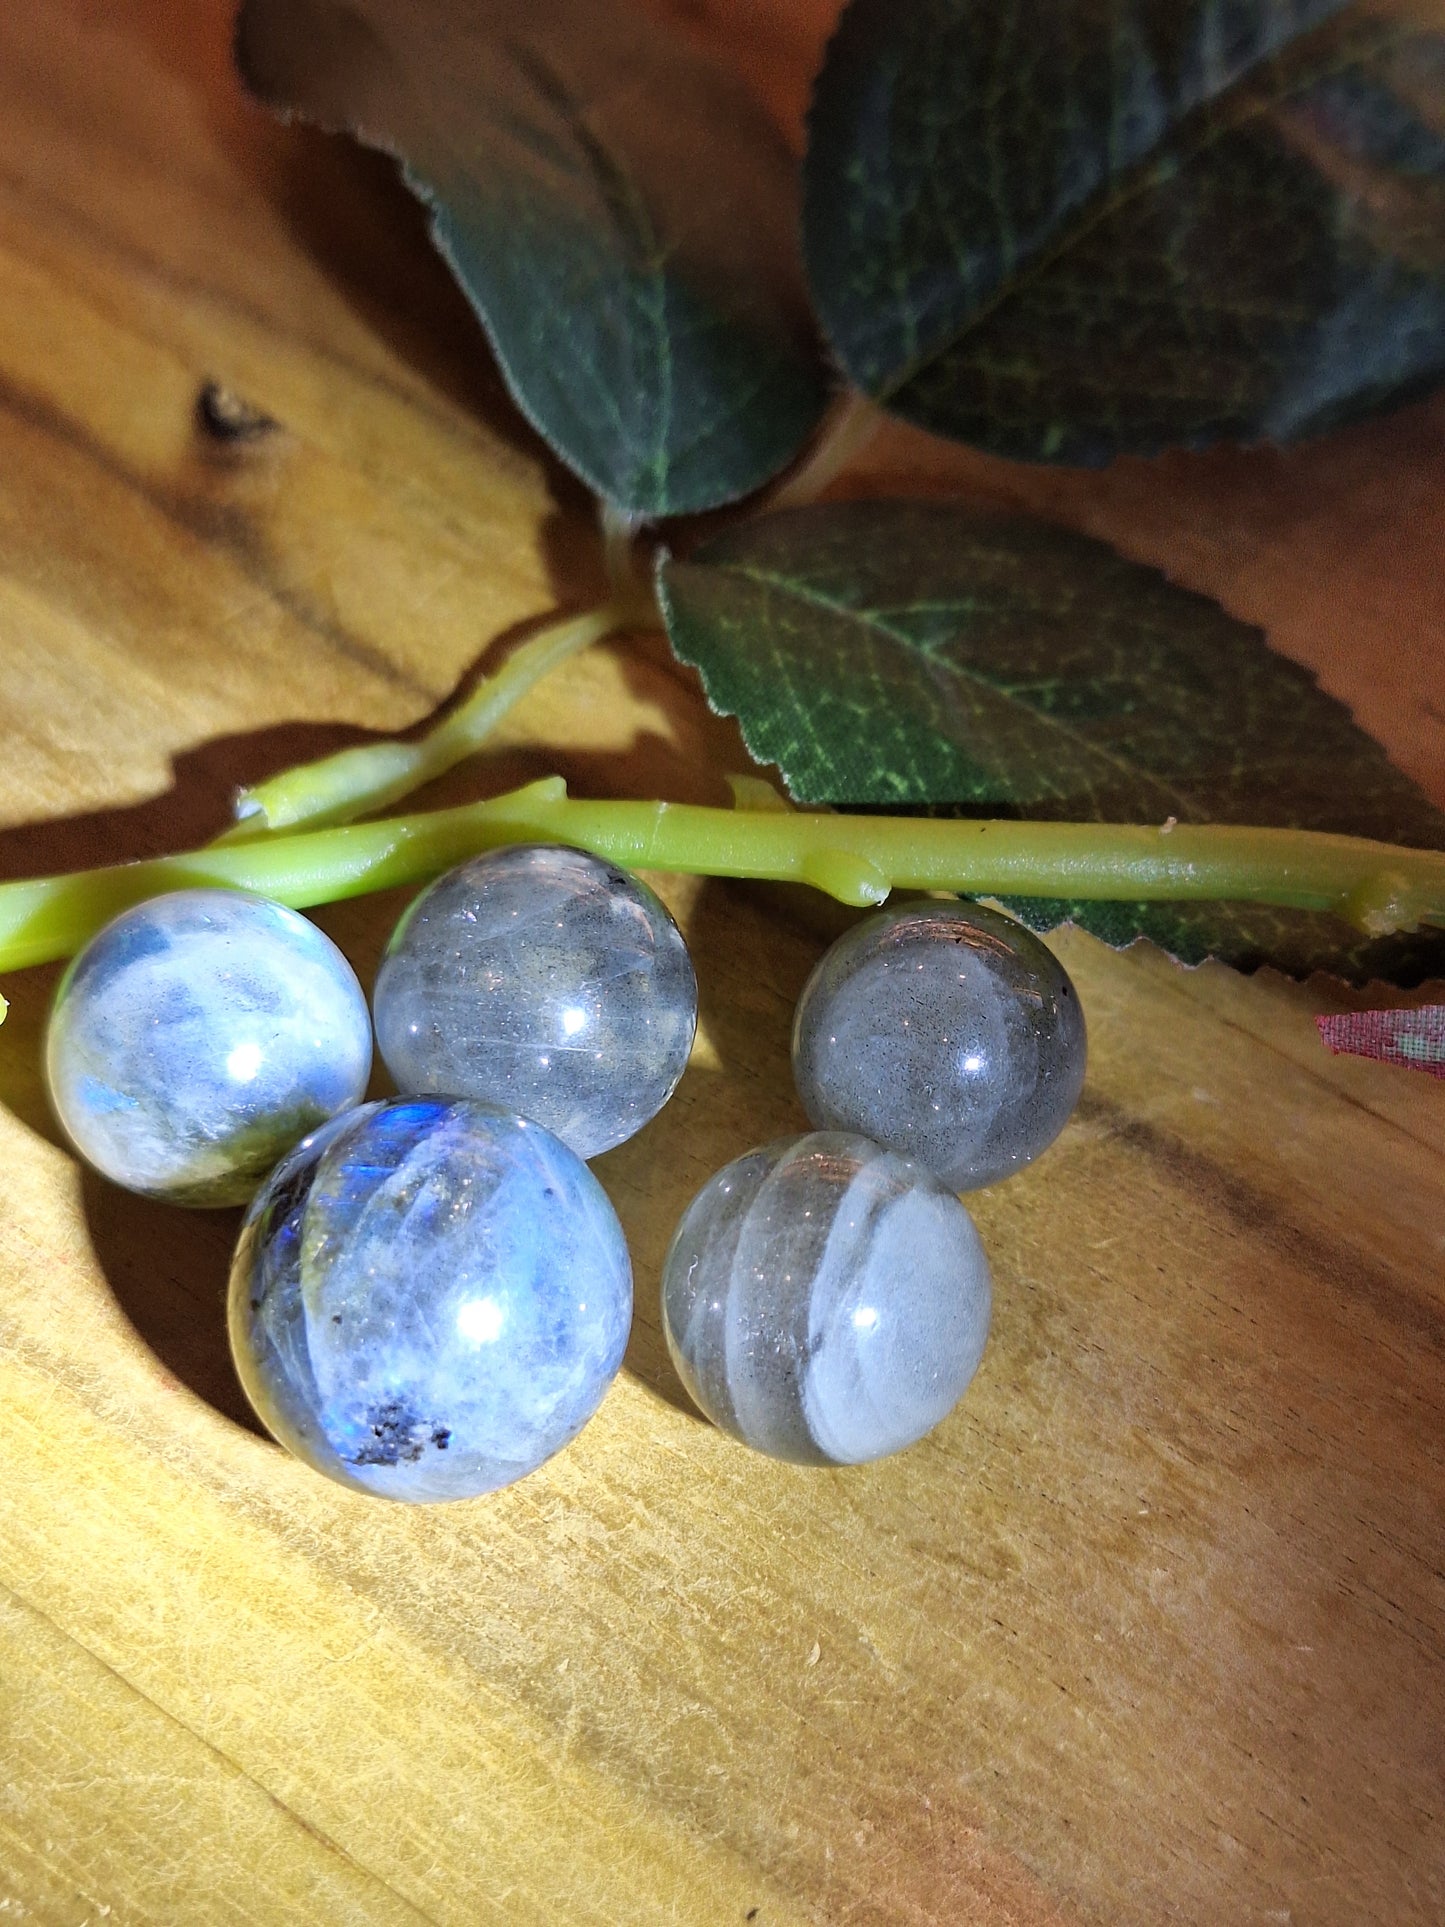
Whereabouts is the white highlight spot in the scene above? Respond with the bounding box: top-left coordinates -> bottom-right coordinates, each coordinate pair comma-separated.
561,1006 -> 588,1037
226,1042 -> 263,1082
456,1297 -> 505,1344
962,1053 -> 984,1075
852,1305 -> 878,1331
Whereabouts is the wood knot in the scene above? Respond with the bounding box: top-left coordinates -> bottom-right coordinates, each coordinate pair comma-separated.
195,380 -> 280,443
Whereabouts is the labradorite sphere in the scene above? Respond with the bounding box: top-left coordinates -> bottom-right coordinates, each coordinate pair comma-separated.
228,1097 -> 633,1501
46,889 -> 372,1206
791,901 -> 1087,1192
373,845 -> 697,1159
661,1132 -> 991,1466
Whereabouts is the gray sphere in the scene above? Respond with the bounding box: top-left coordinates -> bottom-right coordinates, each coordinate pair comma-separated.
46,889 -> 372,1206
791,900 -> 1086,1191
661,1132 -> 991,1465
373,845 -> 697,1159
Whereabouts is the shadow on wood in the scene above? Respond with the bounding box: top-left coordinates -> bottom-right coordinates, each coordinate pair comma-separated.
80,1167 -> 263,1436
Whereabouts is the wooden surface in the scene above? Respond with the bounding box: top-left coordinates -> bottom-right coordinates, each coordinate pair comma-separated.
2,4 -> 1444,1921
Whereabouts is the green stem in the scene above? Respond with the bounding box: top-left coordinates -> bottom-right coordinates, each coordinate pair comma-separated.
220,599 -> 646,840
1,778 -> 1441,978
768,390 -> 885,511
599,500 -> 649,608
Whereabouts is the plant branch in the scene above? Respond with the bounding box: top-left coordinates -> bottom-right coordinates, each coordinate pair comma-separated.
767,389 -> 885,510
599,500 -> 650,607
220,598 -> 652,841
1,780 -> 1441,982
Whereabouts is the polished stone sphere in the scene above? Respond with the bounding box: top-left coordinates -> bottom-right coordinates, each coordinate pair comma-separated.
791,900 -> 1087,1192
661,1132 -> 991,1465
46,889 -> 372,1206
228,1096 -> 633,1501
373,845 -> 697,1158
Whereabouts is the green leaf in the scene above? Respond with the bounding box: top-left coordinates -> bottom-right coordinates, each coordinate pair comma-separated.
802,0 -> 1445,462
657,500 -> 1445,982
236,0 -> 829,517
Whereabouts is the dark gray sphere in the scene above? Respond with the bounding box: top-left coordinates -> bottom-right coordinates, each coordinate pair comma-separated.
791,901 -> 1086,1191
373,845 -> 697,1158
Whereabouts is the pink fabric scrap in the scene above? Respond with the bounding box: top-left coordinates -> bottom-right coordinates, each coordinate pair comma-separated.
1315,1006 -> 1445,1079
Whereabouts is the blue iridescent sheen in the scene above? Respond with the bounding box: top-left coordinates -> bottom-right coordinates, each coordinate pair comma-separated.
45,889 -> 372,1206
228,1096 -> 634,1501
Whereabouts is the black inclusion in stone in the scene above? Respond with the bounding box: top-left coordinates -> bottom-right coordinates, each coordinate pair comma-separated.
351,1399 -> 439,1466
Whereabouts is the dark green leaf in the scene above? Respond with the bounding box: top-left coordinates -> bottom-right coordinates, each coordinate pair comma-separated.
802,0 -> 1445,462
657,500 -> 1445,981
237,0 -> 829,516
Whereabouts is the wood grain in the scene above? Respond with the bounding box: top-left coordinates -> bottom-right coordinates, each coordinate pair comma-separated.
0,4 -> 1442,1922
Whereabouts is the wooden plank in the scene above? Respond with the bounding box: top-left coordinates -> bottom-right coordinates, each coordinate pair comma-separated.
0,1579 -> 428,1926
0,4 -> 1441,1922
